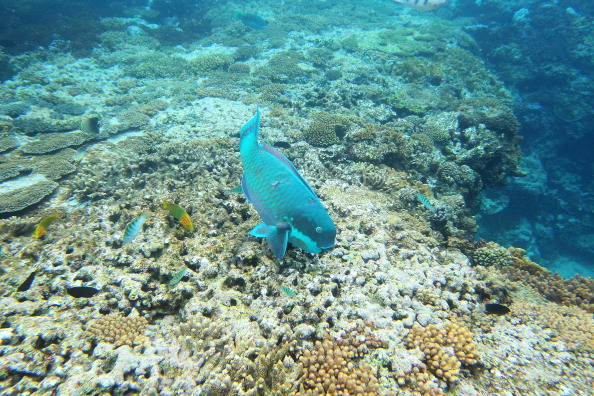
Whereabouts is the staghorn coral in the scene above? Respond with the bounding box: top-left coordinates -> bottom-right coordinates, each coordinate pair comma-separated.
20,131 -> 90,154
85,315 -> 148,347
402,320 -> 478,394
189,54 -> 234,74
174,315 -> 302,395
0,179 -> 58,214
304,112 -> 351,147
298,323 -> 387,395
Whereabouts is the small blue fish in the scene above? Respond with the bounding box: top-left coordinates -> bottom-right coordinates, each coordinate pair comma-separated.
122,212 -> 150,244
239,108 -> 336,259
233,11 -> 268,30
416,193 -> 436,212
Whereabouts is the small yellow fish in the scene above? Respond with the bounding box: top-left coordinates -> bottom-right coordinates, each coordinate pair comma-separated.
392,0 -> 445,11
34,214 -> 59,239
162,201 -> 194,231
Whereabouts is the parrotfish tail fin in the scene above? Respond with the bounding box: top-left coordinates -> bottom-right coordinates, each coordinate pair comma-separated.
239,107 -> 261,152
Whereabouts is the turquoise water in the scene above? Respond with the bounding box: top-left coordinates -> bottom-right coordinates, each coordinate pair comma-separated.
0,0 -> 593,395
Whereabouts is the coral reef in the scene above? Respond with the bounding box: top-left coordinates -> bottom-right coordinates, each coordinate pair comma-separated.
397,320 -> 478,395
21,131 -> 90,154
0,179 -> 58,214
299,324 -> 387,395
304,112 -> 351,147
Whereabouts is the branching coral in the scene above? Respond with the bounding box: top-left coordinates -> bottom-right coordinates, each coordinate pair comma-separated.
401,320 -> 478,395
298,323 -> 387,395
85,315 -> 148,347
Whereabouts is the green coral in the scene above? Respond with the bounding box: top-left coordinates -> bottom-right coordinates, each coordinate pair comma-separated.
386,93 -> 428,116
304,112 -> 351,147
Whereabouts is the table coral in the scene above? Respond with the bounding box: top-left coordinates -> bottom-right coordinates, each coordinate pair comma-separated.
21,131 -> 90,154
0,179 -> 58,214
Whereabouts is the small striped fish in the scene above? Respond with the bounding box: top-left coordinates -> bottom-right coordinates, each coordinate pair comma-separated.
169,268 -> 188,286
416,193 -> 436,213
392,0 -> 445,11
122,212 -> 150,244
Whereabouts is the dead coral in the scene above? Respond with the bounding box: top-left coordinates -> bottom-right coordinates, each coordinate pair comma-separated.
85,315 -> 148,347
175,315 -> 301,395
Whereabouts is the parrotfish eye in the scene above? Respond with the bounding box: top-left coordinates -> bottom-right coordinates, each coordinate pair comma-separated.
315,226 -> 323,233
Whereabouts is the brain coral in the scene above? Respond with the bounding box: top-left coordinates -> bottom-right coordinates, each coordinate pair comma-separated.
304,112 -> 351,147
0,179 -> 58,214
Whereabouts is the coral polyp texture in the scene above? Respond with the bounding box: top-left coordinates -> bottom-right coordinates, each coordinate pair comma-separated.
0,0 -> 592,394
86,315 -> 149,347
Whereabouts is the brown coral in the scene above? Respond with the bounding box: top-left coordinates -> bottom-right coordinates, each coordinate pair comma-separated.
85,315 -> 148,346
298,323 -> 387,395
403,321 -> 478,392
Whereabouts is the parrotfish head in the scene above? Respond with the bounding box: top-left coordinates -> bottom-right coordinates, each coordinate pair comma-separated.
289,213 -> 336,253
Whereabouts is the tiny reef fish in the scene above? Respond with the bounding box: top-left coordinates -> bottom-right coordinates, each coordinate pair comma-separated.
162,201 -> 194,231
239,108 -> 336,259
233,11 -> 268,29
392,0 -> 446,11
122,211 -> 150,244
34,214 -> 59,239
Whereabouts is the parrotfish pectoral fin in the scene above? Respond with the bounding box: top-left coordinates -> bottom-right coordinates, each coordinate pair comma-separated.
266,225 -> 290,259
249,222 -> 270,238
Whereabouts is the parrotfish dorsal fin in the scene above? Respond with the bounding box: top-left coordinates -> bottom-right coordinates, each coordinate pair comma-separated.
261,144 -> 318,198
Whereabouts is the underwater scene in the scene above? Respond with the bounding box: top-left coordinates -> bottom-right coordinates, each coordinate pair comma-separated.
0,0 -> 593,394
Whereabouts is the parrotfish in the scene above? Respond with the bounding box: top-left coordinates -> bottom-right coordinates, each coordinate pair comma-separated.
233,11 -> 268,30
392,0 -> 446,11
162,201 -> 194,231
122,211 -> 150,244
239,108 -> 336,259
34,213 -> 59,239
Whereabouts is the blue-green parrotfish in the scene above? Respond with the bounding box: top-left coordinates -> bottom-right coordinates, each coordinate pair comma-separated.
239,108 -> 336,259
233,11 -> 268,30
